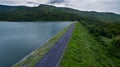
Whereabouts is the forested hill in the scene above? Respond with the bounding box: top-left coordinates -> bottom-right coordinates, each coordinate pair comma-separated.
0,5 -> 27,11
0,4 -> 120,22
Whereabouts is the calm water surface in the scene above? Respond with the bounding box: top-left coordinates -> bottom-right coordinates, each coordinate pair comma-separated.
0,22 -> 71,67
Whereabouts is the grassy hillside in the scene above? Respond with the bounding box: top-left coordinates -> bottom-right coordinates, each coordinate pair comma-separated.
60,22 -> 116,67
81,20 -> 120,66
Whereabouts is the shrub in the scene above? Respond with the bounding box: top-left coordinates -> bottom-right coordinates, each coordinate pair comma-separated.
113,36 -> 120,48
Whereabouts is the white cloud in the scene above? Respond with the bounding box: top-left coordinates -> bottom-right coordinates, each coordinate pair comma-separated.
0,0 -> 120,14
0,0 -> 50,6
61,0 -> 120,13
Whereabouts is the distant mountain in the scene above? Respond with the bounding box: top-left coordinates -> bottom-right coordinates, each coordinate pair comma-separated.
50,0 -> 64,4
0,5 -> 27,11
0,4 -> 120,22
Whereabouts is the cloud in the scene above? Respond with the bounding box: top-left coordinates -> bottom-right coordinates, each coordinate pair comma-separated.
50,0 -> 65,4
0,0 -> 120,14
62,0 -> 120,14
0,0 -> 51,6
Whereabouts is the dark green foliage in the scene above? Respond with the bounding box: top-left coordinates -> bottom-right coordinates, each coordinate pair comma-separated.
110,36 -> 120,59
80,20 -> 120,66
113,36 -> 120,48
82,21 -> 120,38
0,4 -> 120,22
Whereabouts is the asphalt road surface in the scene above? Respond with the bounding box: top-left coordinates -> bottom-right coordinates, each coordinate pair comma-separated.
36,22 -> 75,67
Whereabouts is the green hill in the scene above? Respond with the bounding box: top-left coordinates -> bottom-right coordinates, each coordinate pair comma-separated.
0,4 -> 120,22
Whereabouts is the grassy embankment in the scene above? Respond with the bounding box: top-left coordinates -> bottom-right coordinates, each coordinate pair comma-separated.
100,31 -> 120,67
12,23 -> 72,67
60,22 -> 116,67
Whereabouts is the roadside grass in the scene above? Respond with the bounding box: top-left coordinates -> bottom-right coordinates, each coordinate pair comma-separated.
60,22 -> 115,67
12,23 -> 72,67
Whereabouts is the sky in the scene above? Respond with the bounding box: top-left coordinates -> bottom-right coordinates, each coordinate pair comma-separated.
0,0 -> 120,14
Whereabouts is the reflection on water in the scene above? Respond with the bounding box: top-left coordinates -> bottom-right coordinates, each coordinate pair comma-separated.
0,22 -> 71,67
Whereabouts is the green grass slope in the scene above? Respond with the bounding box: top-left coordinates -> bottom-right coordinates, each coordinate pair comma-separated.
60,22 -> 115,67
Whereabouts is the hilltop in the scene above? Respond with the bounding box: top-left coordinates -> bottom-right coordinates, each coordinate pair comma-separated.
0,4 -> 120,22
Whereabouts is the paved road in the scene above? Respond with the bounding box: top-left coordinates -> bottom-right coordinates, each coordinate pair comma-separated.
35,23 -> 75,67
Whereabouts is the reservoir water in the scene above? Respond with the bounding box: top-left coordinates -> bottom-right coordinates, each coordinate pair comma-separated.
0,22 -> 71,67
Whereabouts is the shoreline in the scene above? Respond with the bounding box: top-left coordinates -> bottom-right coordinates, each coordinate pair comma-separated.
12,22 -> 73,67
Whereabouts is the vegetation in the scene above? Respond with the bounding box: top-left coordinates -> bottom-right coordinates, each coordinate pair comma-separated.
12,23 -> 72,67
113,36 -> 120,48
60,22 -> 116,67
0,4 -> 120,23
64,19 -> 120,66
80,20 -> 120,66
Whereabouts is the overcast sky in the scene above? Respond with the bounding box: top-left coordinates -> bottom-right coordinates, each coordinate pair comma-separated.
0,0 -> 120,14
